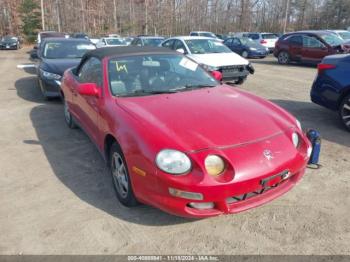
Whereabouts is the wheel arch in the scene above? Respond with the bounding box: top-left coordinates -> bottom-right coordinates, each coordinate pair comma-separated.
104,134 -> 118,165
337,86 -> 350,109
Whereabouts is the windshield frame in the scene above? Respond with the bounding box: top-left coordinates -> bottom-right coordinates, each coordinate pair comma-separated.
107,53 -> 219,97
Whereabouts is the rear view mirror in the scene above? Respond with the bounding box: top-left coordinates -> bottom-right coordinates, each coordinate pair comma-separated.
77,83 -> 100,97
211,70 -> 223,81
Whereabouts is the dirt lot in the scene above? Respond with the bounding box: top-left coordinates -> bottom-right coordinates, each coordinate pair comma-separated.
0,47 -> 349,255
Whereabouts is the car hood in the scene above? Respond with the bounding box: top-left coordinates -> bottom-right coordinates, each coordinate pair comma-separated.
188,53 -> 249,67
117,86 -> 295,152
40,58 -> 81,76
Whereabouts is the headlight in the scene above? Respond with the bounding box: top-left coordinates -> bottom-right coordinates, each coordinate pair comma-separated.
296,119 -> 302,131
40,69 -> 61,80
249,47 -> 257,51
201,64 -> 219,72
292,132 -> 300,148
11,43 -> 17,46
156,149 -> 191,175
204,155 -> 225,176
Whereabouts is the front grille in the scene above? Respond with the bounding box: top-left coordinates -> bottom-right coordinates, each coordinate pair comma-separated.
219,65 -> 245,71
226,176 -> 290,204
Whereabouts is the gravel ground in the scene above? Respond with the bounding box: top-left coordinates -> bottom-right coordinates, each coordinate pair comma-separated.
0,48 -> 349,255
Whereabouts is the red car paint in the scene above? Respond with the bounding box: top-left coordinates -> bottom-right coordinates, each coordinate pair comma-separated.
61,55 -> 311,218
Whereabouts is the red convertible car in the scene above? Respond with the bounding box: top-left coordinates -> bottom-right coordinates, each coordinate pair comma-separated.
61,46 -> 312,218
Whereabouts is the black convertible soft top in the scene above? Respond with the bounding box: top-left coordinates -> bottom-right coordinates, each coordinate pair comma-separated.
77,46 -> 177,72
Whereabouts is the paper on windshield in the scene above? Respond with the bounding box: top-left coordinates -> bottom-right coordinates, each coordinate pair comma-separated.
179,57 -> 198,71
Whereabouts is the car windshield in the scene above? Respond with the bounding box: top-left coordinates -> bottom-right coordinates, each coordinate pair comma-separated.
42,41 -> 95,59
185,39 -> 231,54
2,36 -> 17,43
240,37 -> 261,47
143,38 -> 164,46
320,33 -> 344,46
338,31 -> 350,40
262,34 -> 278,39
198,32 -> 217,38
106,38 -> 125,45
108,54 -> 218,97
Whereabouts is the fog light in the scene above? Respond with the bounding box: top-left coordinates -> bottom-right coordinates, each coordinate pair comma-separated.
169,188 -> 203,200
188,202 -> 214,210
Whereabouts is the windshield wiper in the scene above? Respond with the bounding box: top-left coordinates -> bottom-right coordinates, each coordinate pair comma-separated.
169,84 -> 216,91
131,89 -> 179,95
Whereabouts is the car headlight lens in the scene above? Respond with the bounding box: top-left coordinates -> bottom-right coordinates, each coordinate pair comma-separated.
156,149 -> 191,175
292,132 -> 300,148
296,119 -> 302,130
201,64 -> 219,72
249,47 -> 257,51
204,155 -> 225,176
40,69 -> 61,80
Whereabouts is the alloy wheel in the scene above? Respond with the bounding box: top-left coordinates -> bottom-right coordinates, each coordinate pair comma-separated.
64,99 -> 71,124
340,96 -> 350,130
278,52 -> 289,64
111,152 -> 129,199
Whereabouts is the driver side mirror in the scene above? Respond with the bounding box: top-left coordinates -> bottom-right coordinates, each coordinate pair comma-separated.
210,70 -> 223,81
176,48 -> 186,54
77,83 -> 100,97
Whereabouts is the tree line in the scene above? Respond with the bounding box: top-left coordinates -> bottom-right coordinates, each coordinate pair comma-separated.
1,0 -> 350,42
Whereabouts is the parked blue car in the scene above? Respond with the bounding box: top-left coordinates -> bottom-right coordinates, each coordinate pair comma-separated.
223,37 -> 269,58
311,54 -> 350,131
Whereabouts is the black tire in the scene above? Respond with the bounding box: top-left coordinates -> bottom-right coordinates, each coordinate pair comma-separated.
235,77 -> 246,85
109,142 -> 138,207
63,97 -> 77,129
339,94 -> 350,131
278,51 -> 290,64
241,50 -> 249,58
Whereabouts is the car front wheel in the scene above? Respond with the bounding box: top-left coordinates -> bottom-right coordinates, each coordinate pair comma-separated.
340,94 -> 350,131
242,50 -> 249,58
110,142 -> 138,207
278,51 -> 290,64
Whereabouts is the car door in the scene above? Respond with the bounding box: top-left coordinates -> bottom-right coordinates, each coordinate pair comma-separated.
75,57 -> 103,143
287,35 -> 303,61
302,35 -> 329,63
231,38 -> 244,55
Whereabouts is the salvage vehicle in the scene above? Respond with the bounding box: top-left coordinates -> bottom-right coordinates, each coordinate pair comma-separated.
327,30 -> 350,41
96,37 -> 126,48
130,36 -> 165,47
161,36 -> 254,84
311,54 -> 350,131
33,38 -> 95,98
61,46 -> 312,218
274,30 -> 347,65
224,36 -> 269,58
0,36 -> 20,50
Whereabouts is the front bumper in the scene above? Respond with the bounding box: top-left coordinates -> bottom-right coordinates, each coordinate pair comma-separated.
38,76 -> 62,97
0,44 -> 17,50
135,130 -> 310,218
219,65 -> 251,82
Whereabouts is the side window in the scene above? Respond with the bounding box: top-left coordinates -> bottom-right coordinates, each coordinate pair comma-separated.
248,34 -> 259,40
173,40 -> 186,51
136,39 -> 142,46
162,39 -> 175,49
303,36 -> 325,48
224,39 -> 233,45
190,32 -> 198,36
78,57 -> 102,86
232,38 -> 241,45
288,35 -> 302,46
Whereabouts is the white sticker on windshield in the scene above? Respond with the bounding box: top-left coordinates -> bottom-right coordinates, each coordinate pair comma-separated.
142,60 -> 160,67
179,57 -> 198,71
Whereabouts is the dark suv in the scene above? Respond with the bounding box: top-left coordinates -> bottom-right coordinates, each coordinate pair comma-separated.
274,31 -> 347,65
